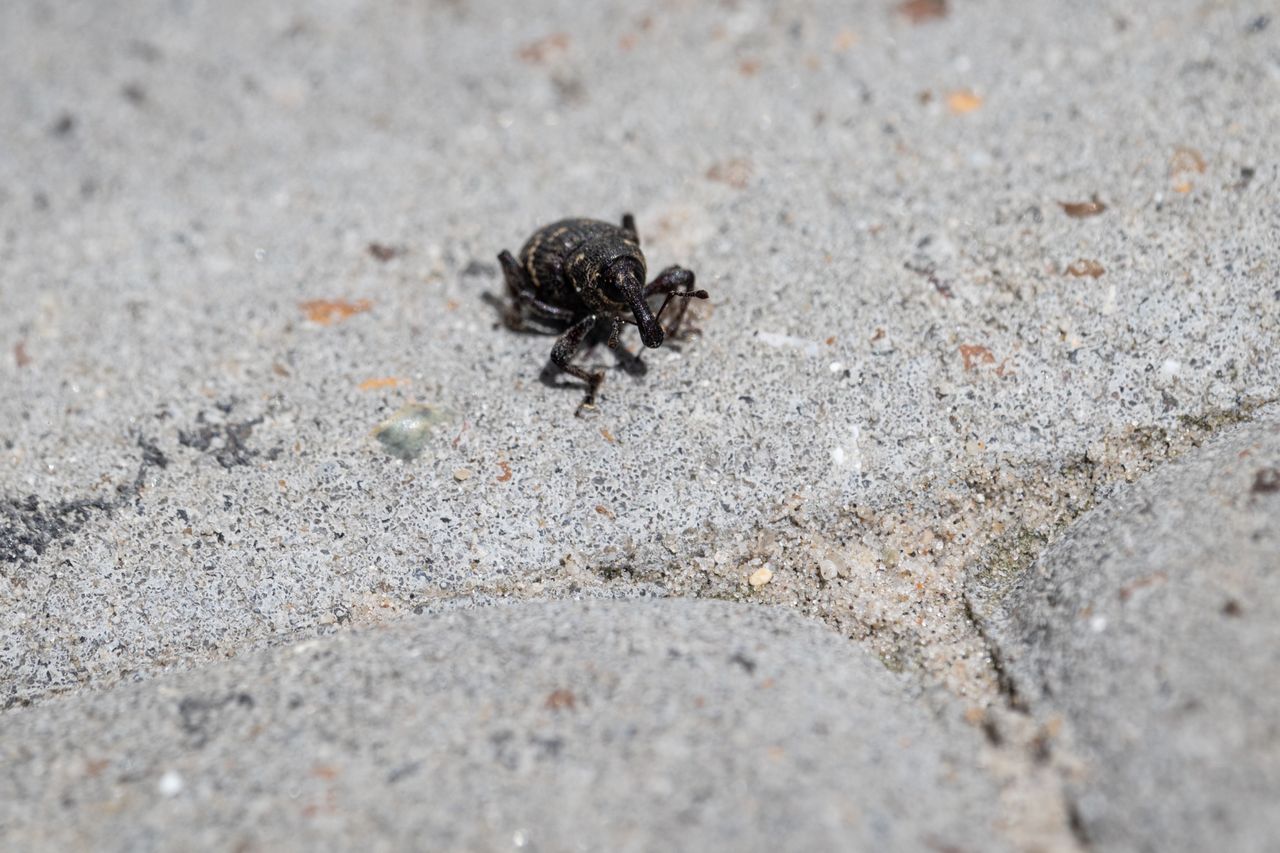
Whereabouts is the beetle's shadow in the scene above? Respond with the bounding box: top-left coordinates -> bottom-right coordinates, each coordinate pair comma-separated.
480,291 -> 649,389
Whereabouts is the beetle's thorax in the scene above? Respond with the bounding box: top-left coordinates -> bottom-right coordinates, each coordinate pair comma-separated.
565,234 -> 645,307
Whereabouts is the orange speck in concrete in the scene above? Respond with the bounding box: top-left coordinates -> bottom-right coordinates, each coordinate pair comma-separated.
946,90 -> 983,114
518,33 -> 570,64
959,344 -> 995,371
358,377 -> 406,391
1170,147 -> 1206,175
301,299 -> 372,325
1065,259 -> 1106,278
898,0 -> 948,24
833,29 -> 859,51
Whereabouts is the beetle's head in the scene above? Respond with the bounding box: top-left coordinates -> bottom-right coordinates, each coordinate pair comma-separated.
605,258 -> 663,348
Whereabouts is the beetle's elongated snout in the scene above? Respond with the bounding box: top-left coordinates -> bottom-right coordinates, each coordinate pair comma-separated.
633,299 -> 664,349
618,272 -> 663,348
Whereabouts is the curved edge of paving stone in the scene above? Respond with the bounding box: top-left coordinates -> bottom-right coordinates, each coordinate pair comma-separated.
0,599 -> 1009,852
992,408 -> 1280,852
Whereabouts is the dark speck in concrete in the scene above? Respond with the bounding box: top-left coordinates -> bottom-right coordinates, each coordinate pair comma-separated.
122,83 -> 147,105
1,436 -> 168,565
178,692 -> 256,748
178,412 -> 278,469
50,113 -> 76,137
462,259 -> 497,277
387,762 -> 422,784
0,493 -> 114,566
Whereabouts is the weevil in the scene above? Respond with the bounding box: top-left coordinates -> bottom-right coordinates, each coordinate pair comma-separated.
497,213 -> 708,413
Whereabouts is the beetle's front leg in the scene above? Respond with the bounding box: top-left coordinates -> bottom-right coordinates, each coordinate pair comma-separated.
644,266 -> 709,338
607,315 -> 625,349
605,315 -> 648,376
550,314 -> 605,414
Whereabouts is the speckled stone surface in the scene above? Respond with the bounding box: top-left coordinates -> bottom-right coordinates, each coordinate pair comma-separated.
0,599 -> 1009,852
993,409 -> 1280,852
3,0 -> 1277,709
1,0 -> 1277,848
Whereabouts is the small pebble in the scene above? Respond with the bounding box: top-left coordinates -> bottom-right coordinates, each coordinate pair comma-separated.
561,551 -> 586,575
453,467 -> 472,481
1157,359 -> 1182,385
748,567 -> 774,588
157,770 -> 184,797
374,402 -> 451,461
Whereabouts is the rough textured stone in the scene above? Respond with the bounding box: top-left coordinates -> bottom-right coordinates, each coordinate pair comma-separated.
0,600 -> 1008,852
1,1 -> 1277,847
994,409 -> 1280,852
1,0 -> 1277,709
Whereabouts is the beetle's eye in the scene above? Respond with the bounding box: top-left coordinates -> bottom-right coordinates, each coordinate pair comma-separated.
603,258 -> 644,303
600,279 -> 624,302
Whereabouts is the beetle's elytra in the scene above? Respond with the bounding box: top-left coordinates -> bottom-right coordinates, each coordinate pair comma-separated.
497,214 -> 708,414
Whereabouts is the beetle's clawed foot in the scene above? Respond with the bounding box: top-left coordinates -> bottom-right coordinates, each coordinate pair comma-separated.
574,373 -> 606,418
501,308 -> 526,332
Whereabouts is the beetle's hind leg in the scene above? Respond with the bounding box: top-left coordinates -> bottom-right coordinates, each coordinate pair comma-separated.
498,250 -> 528,299
644,266 -> 709,339
498,250 -> 576,329
620,213 -> 638,242
550,314 -> 606,415
497,250 -> 533,329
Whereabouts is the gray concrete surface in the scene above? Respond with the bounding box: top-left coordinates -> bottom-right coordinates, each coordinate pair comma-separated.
3,0 -> 1277,708
994,410 -> 1280,852
0,599 -> 1009,852
1,0 -> 1277,848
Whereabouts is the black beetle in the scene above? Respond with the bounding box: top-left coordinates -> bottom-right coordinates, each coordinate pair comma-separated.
498,213 -> 708,413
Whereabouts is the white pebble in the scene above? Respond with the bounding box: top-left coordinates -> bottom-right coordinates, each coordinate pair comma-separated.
157,770 -> 184,797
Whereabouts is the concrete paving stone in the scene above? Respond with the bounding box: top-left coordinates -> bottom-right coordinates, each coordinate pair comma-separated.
993,409 -> 1280,852
0,599 -> 1010,852
2,0 -> 1276,710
